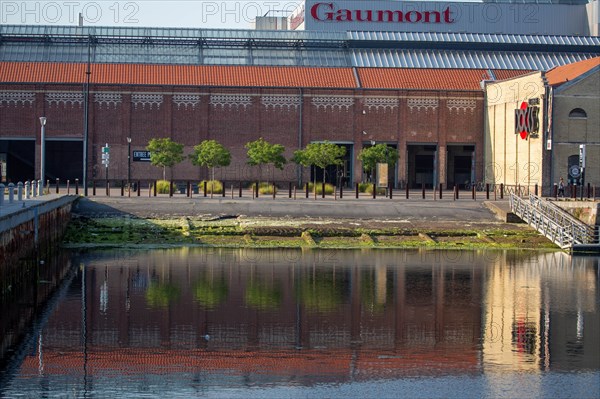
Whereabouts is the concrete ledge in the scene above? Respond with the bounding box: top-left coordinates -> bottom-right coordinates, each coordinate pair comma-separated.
484,201 -> 523,223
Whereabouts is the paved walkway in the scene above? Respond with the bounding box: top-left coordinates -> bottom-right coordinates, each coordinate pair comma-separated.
73,192 -> 511,222
0,193 -> 65,218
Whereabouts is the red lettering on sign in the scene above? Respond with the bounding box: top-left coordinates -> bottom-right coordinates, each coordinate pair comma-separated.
310,3 -> 454,24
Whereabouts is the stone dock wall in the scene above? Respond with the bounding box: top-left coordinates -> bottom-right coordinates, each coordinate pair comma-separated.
0,195 -> 77,267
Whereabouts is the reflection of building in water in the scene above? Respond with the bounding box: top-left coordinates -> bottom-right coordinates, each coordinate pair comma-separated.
16,249 -> 484,382
482,252 -> 599,374
11,249 -> 598,391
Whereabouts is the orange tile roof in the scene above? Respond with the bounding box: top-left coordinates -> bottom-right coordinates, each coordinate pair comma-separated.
357,68 -> 532,90
545,56 -> 600,87
0,62 -> 358,88
0,62 -> 533,91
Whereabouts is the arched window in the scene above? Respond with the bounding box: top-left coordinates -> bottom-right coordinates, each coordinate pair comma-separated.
569,108 -> 587,119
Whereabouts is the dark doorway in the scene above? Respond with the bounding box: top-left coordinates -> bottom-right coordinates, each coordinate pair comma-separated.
407,144 -> 436,189
310,143 -> 353,187
447,145 -> 475,189
0,139 -> 35,183
46,140 -> 83,181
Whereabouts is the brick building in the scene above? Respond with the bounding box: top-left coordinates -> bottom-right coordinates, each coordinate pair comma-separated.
0,62 -> 529,188
0,23 -> 598,189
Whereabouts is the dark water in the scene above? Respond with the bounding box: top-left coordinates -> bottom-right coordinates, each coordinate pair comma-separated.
1,249 -> 598,398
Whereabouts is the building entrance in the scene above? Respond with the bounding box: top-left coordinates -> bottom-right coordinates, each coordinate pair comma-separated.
0,139 -> 35,183
407,144 -> 437,189
447,145 -> 475,189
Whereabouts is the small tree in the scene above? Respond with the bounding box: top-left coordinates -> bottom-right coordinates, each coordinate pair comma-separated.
146,138 -> 184,180
293,141 -> 346,188
190,140 -> 231,182
358,144 -> 398,183
245,138 -> 286,184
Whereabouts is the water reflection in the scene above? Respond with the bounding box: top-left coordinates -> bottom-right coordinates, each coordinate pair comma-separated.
1,249 -> 598,398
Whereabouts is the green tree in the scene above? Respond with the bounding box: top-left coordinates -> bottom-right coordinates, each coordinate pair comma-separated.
357,144 -> 398,183
146,138 -> 185,180
293,141 -> 346,187
245,138 -> 286,184
190,140 -> 231,182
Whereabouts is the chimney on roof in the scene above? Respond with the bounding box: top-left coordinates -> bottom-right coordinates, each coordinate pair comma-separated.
78,13 -> 83,27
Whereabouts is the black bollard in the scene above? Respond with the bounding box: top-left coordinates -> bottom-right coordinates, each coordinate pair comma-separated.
239,182 -> 242,198
121,180 -> 125,196
439,183 -> 443,200
486,183 -> 490,200
322,182 -> 326,199
75,179 -> 79,195
67,180 -> 70,194
389,183 -> 392,199
373,183 -> 377,199
289,182 -> 292,199
137,180 -> 141,197
406,184 -> 409,199
56,178 -> 60,194
500,183 -> 504,199
422,183 -> 425,200
93,180 -> 96,196
355,183 -> 359,199
306,182 -> 310,199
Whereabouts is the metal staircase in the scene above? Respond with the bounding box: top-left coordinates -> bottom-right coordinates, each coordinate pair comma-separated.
510,194 -> 599,252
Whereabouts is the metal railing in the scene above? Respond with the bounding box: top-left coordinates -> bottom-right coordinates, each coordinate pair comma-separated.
510,194 -> 598,250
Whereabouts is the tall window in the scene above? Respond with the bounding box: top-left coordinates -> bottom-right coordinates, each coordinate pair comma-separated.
568,108 -> 587,119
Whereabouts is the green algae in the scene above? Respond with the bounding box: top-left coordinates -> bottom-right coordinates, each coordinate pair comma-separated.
62,216 -> 559,251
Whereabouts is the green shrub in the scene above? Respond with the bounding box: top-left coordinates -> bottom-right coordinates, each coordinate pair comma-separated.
357,182 -> 370,193
248,182 -> 277,195
307,182 -> 335,195
365,184 -> 386,195
358,182 -> 385,195
156,180 -> 171,194
199,180 -> 223,194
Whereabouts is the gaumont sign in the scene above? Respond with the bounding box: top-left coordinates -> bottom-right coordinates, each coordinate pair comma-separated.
310,2 -> 454,24
303,0 -> 591,36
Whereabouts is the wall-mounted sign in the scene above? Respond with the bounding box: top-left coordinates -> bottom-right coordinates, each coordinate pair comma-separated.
133,151 -> 151,162
303,0 -> 590,36
515,101 -> 539,140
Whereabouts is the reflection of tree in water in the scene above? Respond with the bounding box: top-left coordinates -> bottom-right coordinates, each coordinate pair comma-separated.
298,269 -> 345,312
245,280 -> 282,310
194,274 -> 228,309
145,281 -> 180,308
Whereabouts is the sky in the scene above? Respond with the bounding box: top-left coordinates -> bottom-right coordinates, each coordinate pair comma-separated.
0,0 -> 303,29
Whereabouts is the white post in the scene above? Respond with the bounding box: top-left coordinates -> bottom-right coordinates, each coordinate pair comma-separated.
8,183 -> 14,203
25,181 -> 31,199
17,182 -> 23,201
39,117 -> 47,195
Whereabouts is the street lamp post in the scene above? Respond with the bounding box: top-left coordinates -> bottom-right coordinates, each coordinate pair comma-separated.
127,137 -> 131,196
39,117 -> 47,194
